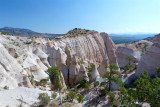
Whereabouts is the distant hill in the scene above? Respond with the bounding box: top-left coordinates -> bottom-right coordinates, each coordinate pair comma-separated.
0,27 -> 157,44
109,33 -> 157,44
0,27 -> 62,38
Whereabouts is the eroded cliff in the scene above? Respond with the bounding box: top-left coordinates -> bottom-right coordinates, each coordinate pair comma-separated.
136,34 -> 160,77
0,28 -> 119,89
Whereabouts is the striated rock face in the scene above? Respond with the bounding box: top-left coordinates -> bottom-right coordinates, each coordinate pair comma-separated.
0,29 -> 119,89
0,33 -> 49,89
53,31 -> 119,82
116,47 -> 137,68
0,43 -> 24,89
136,34 -> 160,77
116,40 -> 152,68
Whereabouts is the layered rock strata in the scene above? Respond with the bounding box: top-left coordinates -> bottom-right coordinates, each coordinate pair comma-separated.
136,34 -> 160,76
0,29 -> 119,89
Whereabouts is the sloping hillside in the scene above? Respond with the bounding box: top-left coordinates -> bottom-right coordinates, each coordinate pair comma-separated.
0,27 -> 62,37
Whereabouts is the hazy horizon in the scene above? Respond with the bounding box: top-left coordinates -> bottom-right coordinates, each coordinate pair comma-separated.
0,0 -> 159,34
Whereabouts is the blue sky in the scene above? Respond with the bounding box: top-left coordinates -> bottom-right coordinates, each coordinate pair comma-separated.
0,0 -> 159,34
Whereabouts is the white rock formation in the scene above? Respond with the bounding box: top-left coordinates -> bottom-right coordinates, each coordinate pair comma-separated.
97,56 -> 109,76
0,29 -> 119,89
0,87 -> 53,107
116,40 -> 152,67
0,33 -> 50,89
91,65 -> 100,81
136,34 -> 160,77
78,64 -> 89,81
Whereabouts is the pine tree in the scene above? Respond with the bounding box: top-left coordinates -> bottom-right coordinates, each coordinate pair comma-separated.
103,64 -> 123,91
47,66 -> 63,90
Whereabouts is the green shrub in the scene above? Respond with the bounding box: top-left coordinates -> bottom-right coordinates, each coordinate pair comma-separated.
99,88 -> 108,97
38,93 -> 50,105
108,92 -> 115,102
86,63 -> 95,78
77,94 -> 84,103
24,41 -> 32,44
14,53 -> 18,58
1,32 -> 13,36
28,74 -> 34,85
94,81 -> 100,87
79,79 -> 90,88
51,91 -> 57,99
123,64 -> 136,73
78,59 -> 85,65
66,90 -> 77,102
4,86 -> 9,90
35,79 -> 48,86
119,69 -> 160,107
47,66 -> 63,91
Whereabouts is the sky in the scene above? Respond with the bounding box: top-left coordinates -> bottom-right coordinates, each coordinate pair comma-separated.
0,0 -> 159,34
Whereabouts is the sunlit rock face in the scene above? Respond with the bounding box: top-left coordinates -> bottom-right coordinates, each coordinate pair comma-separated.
116,40 -> 153,68
0,29 -> 119,89
136,34 -> 160,77
0,33 -> 49,89
116,47 -> 137,68
50,30 -> 119,83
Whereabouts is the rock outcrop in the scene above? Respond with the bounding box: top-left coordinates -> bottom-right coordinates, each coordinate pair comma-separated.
0,33 -> 50,89
0,28 -> 119,89
116,40 -> 152,67
136,34 -> 160,77
91,65 -> 100,81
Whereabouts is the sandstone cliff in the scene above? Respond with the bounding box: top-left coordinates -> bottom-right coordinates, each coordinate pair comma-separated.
0,29 -> 118,89
116,40 -> 152,68
136,34 -> 160,77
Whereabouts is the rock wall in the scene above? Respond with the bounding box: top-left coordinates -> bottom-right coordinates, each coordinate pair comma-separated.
50,32 -> 119,82
136,34 -> 160,77
116,40 -> 152,68
0,29 -> 119,89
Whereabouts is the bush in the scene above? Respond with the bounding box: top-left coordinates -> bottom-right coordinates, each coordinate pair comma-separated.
1,32 -> 13,36
123,64 -> 136,73
51,91 -> 57,99
99,89 -> 108,97
119,69 -> 160,107
77,94 -> 84,103
14,53 -> 18,58
38,93 -> 50,105
24,41 -> 32,44
47,66 -> 63,90
28,75 -> 34,85
79,79 -> 90,88
35,80 -> 47,86
94,81 -> 100,87
4,86 -> 9,90
86,63 -> 95,78
66,90 -> 77,102
108,92 -> 115,102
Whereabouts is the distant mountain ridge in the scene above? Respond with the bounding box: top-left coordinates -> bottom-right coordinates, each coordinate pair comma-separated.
0,27 -> 62,37
0,27 -> 157,44
109,33 -> 157,44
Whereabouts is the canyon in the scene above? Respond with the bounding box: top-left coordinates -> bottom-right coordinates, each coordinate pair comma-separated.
0,28 -> 158,107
